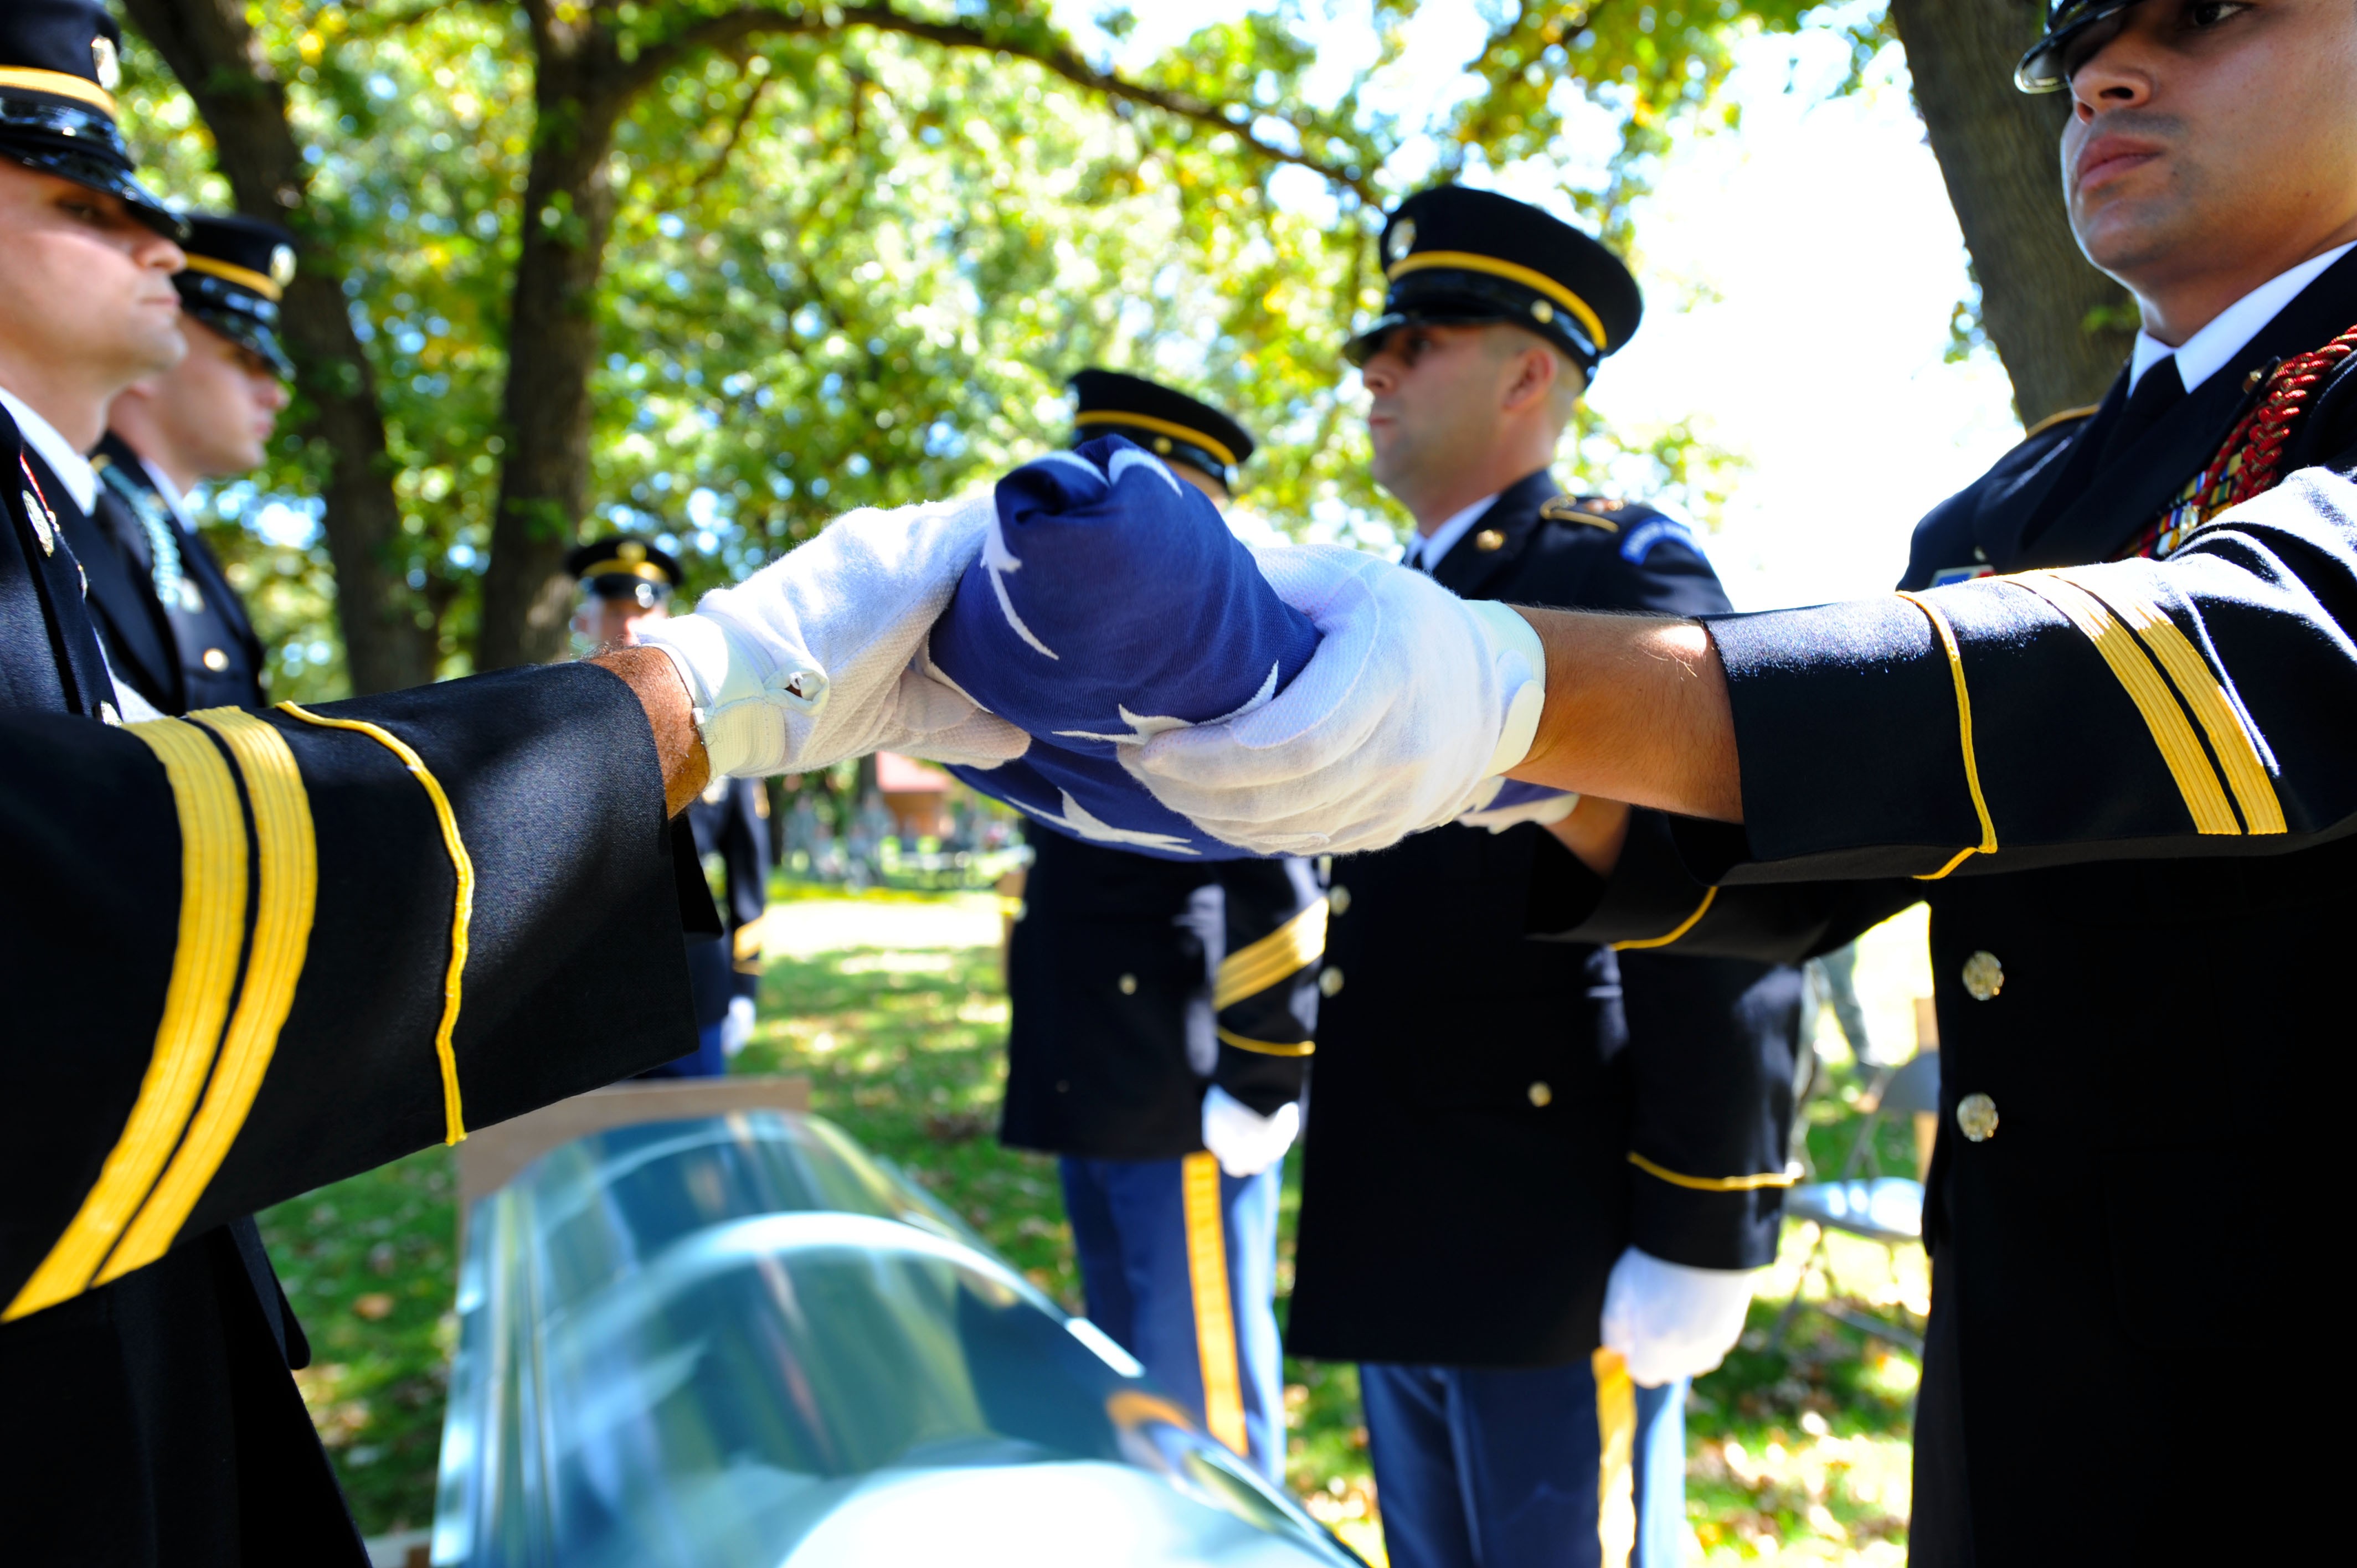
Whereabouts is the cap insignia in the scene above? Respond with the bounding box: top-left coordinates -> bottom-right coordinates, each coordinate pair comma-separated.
1385,218 -> 1417,265
618,539 -> 646,561
269,245 -> 297,287
91,37 -> 121,92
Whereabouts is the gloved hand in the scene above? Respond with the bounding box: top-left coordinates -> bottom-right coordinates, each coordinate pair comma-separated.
639,496 -> 1030,777
719,995 -> 756,1059
1200,1084 -> 1301,1178
1128,544 -> 1547,856
1599,1246 -> 1762,1387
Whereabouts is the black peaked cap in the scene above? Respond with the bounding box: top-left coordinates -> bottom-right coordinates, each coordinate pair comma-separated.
564,536 -> 683,597
1069,368 -> 1255,487
1349,185 -> 1640,376
176,213 -> 299,376
0,1 -> 182,237
2014,0 -> 2140,92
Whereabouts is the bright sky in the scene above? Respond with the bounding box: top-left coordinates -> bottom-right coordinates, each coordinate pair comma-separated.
1053,1 -> 2032,611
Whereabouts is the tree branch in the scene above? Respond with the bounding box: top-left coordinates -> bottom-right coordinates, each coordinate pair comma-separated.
619,3 -> 1378,200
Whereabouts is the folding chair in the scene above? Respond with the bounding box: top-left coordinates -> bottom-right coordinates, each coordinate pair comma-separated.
1772,1043 -> 1939,1354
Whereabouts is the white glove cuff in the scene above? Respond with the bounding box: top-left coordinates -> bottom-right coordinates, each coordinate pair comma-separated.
639,613 -> 826,777
1463,599 -> 1548,776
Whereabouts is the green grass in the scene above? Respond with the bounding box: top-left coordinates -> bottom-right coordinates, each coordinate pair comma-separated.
267,884 -> 1931,1562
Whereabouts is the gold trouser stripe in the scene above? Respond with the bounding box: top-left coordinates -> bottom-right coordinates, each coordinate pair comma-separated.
2008,576 -> 2239,834
1388,251 -> 1611,352
1180,1152 -> 1249,1459
4,720 -> 248,1322
2047,569 -> 2286,833
1894,591 -> 2000,880
1628,1151 -> 1801,1192
1073,410 -> 1239,471
100,711 -> 318,1283
0,68 -> 117,117
179,254 -> 283,303
1215,1027 -> 1315,1058
1612,886 -> 1716,951
1593,1347 -> 1638,1568
1213,899 -> 1329,1009
279,703 -> 475,1143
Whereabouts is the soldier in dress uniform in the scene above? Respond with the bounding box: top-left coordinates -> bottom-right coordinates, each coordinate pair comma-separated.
1284,187 -> 1802,1568
0,13 -> 720,1557
1139,4 -> 2357,1562
997,369 -> 1325,1481
92,212 -> 298,713
0,0 -> 188,727
568,534 -> 770,1076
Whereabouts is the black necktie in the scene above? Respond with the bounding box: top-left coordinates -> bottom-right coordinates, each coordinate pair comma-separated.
2098,357 -> 2186,471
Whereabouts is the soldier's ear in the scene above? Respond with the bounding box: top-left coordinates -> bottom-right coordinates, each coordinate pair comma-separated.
1499,339 -> 1562,416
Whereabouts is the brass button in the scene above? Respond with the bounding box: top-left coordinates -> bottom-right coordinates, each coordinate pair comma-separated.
1955,1092 -> 1999,1142
1527,1081 -> 1553,1107
202,647 -> 229,672
1117,973 -> 1138,996
1474,528 -> 1506,551
1328,885 -> 1351,915
1318,967 -> 1345,997
1961,951 -> 2004,1002
1152,436 -> 1172,455
1530,299 -> 1555,324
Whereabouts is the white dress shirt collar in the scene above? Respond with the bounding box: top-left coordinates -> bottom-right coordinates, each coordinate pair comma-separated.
2128,241 -> 2356,394
1404,491 -> 1501,571
0,386 -> 99,515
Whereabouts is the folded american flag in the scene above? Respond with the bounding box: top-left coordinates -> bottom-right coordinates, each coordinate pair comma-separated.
928,436 -> 1571,856
926,436 -> 1315,859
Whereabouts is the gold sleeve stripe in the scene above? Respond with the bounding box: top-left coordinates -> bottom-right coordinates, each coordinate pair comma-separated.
1612,886 -> 1717,951
100,711 -> 318,1285
1216,1027 -> 1315,1058
2047,569 -> 2286,834
279,703 -> 476,1144
0,68 -> 117,117
1894,591 -> 2000,880
179,254 -> 283,303
4,720 -> 247,1322
1388,251 -> 1610,352
1626,1151 -> 1802,1192
732,911 -> 768,962
2008,576 -> 2240,834
1180,1152 -> 1249,1459
1213,898 -> 1329,1010
1073,410 -> 1239,471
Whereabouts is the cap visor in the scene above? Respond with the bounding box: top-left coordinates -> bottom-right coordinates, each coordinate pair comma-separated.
192,309 -> 295,378
2,142 -> 186,237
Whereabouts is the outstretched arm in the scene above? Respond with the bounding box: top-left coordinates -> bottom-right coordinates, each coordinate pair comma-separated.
1510,612 -> 1740,823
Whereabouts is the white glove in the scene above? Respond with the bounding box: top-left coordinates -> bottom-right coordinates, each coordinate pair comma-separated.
719,995 -> 755,1059
1128,544 -> 1547,856
1599,1246 -> 1762,1387
639,496 -> 1030,777
1200,1084 -> 1300,1178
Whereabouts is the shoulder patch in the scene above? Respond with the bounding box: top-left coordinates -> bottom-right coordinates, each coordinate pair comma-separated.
1619,514 -> 1696,564
1538,494 -> 1622,533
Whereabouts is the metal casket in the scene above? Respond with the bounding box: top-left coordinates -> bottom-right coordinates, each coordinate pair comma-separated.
431,1106 -> 1355,1567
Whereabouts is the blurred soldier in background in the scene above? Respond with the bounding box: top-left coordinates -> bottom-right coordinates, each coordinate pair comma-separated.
1286,188 -> 1803,1568
568,535 -> 769,1075
95,212 -> 295,713
996,370 -> 1323,1481
0,0 -> 186,726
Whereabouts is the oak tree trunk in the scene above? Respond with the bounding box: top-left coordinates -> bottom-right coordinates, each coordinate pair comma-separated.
1888,0 -> 2137,425
471,17 -> 631,672
121,0 -> 437,694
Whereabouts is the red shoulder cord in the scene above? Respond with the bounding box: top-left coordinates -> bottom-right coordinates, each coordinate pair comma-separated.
2198,320 -> 2357,509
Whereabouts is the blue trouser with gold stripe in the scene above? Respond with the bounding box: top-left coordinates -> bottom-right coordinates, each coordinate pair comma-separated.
1360,1358 -> 1687,1568
1059,1152 -> 1285,1479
